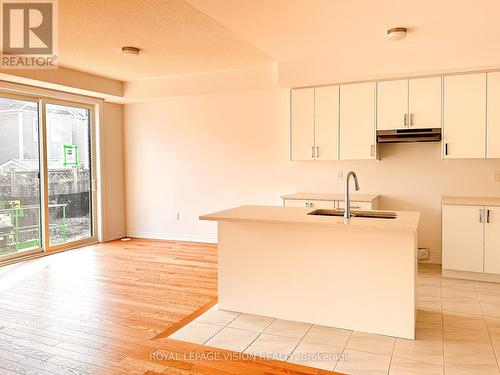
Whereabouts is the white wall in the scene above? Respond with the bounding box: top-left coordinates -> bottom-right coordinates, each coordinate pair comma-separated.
101,102 -> 126,241
124,88 -> 500,263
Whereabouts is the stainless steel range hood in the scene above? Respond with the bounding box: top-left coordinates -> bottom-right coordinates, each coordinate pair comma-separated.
377,128 -> 441,143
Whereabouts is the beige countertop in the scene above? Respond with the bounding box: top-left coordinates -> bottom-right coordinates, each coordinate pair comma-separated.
442,196 -> 500,206
200,205 -> 419,231
281,192 -> 379,201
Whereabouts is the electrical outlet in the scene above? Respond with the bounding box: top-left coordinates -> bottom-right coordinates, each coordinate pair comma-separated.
493,171 -> 500,182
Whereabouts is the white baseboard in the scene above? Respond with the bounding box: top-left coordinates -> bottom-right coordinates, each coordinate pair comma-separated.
419,254 -> 442,265
126,231 -> 217,244
102,231 -> 127,242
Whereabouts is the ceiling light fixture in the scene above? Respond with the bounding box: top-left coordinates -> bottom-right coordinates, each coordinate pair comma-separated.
122,46 -> 141,56
387,27 -> 407,41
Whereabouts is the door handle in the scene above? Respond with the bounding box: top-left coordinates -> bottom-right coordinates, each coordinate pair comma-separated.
445,143 -> 449,156
370,145 -> 375,157
410,114 -> 414,126
480,209 -> 484,223
404,114 -> 408,127
487,209 -> 491,223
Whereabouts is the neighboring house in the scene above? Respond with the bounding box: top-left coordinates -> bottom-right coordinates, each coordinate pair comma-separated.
0,102 -> 89,170
0,159 -> 40,172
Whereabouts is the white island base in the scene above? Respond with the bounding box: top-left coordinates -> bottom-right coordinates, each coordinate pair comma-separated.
202,206 -> 419,340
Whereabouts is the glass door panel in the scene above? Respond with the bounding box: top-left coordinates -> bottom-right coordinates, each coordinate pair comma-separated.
0,97 -> 42,258
45,103 -> 93,246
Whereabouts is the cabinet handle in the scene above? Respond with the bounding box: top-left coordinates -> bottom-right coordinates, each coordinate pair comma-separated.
316,146 -> 319,158
445,143 -> 449,156
404,113 -> 408,127
480,209 -> 484,224
305,202 -> 309,208
309,202 -> 314,208
487,209 -> 491,223
370,145 -> 375,157
311,146 -> 315,159
410,114 -> 414,126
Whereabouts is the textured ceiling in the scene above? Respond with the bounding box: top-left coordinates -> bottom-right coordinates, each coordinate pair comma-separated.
57,0 -> 272,81
57,0 -> 500,85
187,0 -> 500,86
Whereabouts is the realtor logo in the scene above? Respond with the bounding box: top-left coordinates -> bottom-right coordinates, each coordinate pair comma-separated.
1,0 -> 58,68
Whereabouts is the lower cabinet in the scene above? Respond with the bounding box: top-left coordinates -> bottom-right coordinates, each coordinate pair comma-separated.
283,199 -> 335,209
442,204 -> 500,274
485,207 -> 500,274
283,199 -> 310,208
442,205 -> 484,272
283,199 -> 374,210
337,200 -> 373,210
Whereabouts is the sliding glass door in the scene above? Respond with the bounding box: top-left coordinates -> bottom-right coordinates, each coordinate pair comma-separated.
0,96 -> 42,259
0,93 -> 96,262
45,102 -> 95,248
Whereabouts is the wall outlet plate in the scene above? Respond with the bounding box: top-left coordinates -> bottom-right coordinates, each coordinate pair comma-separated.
493,171 -> 500,182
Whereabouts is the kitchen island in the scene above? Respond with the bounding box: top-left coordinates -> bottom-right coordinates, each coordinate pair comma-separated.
200,205 -> 420,339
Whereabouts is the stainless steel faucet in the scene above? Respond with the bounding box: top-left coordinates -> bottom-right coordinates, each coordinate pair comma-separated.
344,171 -> 360,223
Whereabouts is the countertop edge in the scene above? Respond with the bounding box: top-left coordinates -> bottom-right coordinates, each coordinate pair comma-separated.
281,193 -> 379,202
200,206 -> 420,232
200,215 -> 419,232
442,196 -> 500,206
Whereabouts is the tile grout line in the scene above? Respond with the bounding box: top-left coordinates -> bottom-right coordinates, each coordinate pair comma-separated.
441,274 -> 445,375
240,317 -> 277,354
333,328 -> 354,372
475,282 -> 500,373
284,324 -> 314,362
386,336 -> 397,375
201,312 -> 241,345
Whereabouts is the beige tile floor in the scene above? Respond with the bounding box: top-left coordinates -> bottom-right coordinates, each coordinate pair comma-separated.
167,264 -> 500,375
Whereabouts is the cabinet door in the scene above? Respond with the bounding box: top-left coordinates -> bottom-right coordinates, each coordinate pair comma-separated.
291,88 -> 315,160
442,204 -> 484,272
315,86 -> 339,160
487,72 -> 500,158
337,201 -> 372,210
340,82 -> 376,160
443,73 -> 486,159
377,79 -> 408,130
409,76 -> 442,129
284,199 -> 309,207
484,206 -> 500,274
308,200 -> 335,209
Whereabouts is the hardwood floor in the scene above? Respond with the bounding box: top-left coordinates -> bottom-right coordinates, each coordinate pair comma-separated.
0,239 -> 338,375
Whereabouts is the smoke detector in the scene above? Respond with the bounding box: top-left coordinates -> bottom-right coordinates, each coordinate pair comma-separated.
387,27 -> 407,41
122,46 -> 141,56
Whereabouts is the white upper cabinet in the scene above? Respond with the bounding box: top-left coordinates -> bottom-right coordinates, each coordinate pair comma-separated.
443,73 -> 486,159
487,72 -> 500,158
377,77 -> 442,131
340,82 -> 376,160
377,79 -> 408,130
291,88 -> 315,160
314,86 -> 339,160
408,76 -> 442,129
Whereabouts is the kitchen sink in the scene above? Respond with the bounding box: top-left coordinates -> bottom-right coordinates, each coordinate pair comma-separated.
308,209 -> 398,219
